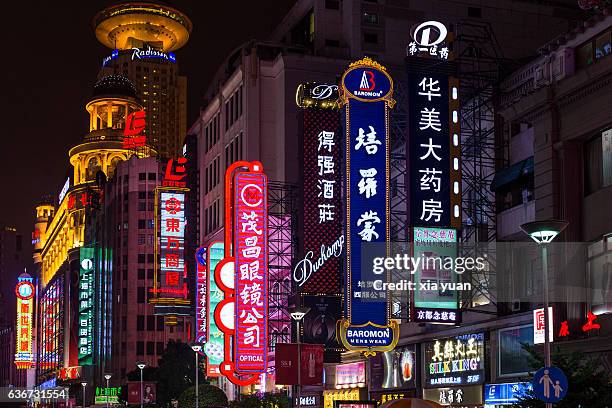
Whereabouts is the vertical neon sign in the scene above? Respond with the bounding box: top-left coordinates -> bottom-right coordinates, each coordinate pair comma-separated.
195,246 -> 208,344
78,247 -> 95,365
337,57 -> 399,355
205,242 -> 225,376
15,274 -> 35,369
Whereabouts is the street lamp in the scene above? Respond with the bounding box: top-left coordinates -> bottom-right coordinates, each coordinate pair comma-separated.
191,344 -> 202,408
137,362 -> 146,408
81,382 -> 87,408
521,219 -> 568,408
290,306 -> 311,408
104,374 -> 112,408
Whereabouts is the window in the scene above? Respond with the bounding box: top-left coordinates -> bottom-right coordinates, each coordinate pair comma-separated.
138,191 -> 146,199
138,202 -> 147,211
498,325 -> 534,376
467,6 -> 482,18
577,28 -> 612,68
364,32 -> 378,44
157,342 -> 164,355
325,0 -> 340,9
157,316 -> 165,331
147,254 -> 155,264
595,31 -> 612,61
136,341 -> 144,355
146,341 -> 155,355
122,316 -> 127,330
148,172 -> 157,181
122,288 -> 127,304
138,254 -> 146,263
147,315 -> 156,331
147,219 -> 154,229
138,268 -> 145,279
584,129 -> 612,195
137,286 -> 146,303
138,219 -> 146,229
147,268 -> 154,279
137,315 -> 145,331
139,173 -> 146,181
362,12 -> 378,24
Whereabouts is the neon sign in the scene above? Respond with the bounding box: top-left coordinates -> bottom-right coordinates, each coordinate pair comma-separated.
58,177 -> 70,204
337,57 -> 399,355
204,242 -> 225,376
407,21 -> 450,60
162,158 -> 187,188
155,192 -> 187,299
533,307 -> 554,345
123,110 -> 147,149
195,247 -> 207,343
78,247 -> 95,365
15,275 -> 34,369
424,333 -> 485,387
214,161 -> 267,386
102,47 -> 176,66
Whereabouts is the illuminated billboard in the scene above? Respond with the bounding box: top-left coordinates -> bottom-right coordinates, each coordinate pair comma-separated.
407,69 -> 461,228
15,274 -> 35,369
295,82 -> 344,294
195,246 -> 207,344
233,170 -> 268,373
78,247 -> 95,365
39,277 -> 63,371
337,57 -> 398,354
423,332 -> 485,388
123,110 -> 147,149
205,242 -> 224,377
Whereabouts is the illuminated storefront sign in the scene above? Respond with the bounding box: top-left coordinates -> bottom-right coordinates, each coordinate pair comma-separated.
78,247 -> 95,365
337,57 -> 399,354
123,110 -> 147,149
485,382 -> 532,405
58,177 -> 70,204
154,192 -> 188,300
335,362 -> 366,388
407,21 -> 450,60
370,345 -> 416,391
195,246 -> 207,343
162,158 -> 188,188
413,227 -> 459,317
323,389 -> 361,408
214,161 -> 267,386
408,71 -> 461,228
233,169 -> 268,373
57,366 -> 82,381
424,333 -> 485,388
205,242 -> 224,376
66,190 -> 94,211
295,81 -> 344,293
102,46 -> 176,66
15,275 -> 35,369
95,387 -> 121,404
422,385 -> 483,406
40,278 -> 62,371
533,307 -> 554,345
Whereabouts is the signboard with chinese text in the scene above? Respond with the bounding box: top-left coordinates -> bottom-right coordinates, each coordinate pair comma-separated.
162,158 -> 187,188
407,21 -> 451,60
123,110 -> 146,149
423,333 -> 485,388
338,57 -> 399,354
14,275 -> 34,369
413,227 -> 459,313
422,385 -> 483,406
533,307 -> 554,345
323,389 -> 362,408
195,246 -> 207,343
485,382 -> 532,405
78,247 -> 95,365
408,71 -> 461,228
234,170 -> 268,373
205,242 -> 225,376
39,278 -> 62,371
336,362 -> 366,388
296,82 -> 343,294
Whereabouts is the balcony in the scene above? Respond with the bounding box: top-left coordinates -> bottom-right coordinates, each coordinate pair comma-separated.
497,200 -> 535,240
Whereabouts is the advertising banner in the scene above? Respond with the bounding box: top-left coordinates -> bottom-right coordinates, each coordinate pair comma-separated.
274,343 -> 324,385
423,333 -> 485,388
338,57 -> 398,354
14,275 -> 35,369
78,247 -> 95,365
297,83 -> 343,294
275,343 -> 299,385
302,295 -> 342,348
336,362 -> 366,388
422,385 -> 483,406
485,382 -> 532,405
127,382 -> 156,405
369,345 -> 416,391
205,242 -> 224,376
234,171 -> 268,373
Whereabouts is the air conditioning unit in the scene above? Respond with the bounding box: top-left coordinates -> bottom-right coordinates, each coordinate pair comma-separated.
511,299 -> 522,312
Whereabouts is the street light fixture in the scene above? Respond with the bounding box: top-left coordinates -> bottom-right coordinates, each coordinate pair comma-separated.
104,374 -> 112,408
521,219 -> 568,408
81,382 -> 87,408
136,362 -> 146,408
290,306 -> 311,408
191,344 -> 202,408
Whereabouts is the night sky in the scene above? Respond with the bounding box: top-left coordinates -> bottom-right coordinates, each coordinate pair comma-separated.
0,1 -> 295,264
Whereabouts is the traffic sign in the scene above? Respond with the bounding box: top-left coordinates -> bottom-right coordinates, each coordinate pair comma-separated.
532,366 -> 568,403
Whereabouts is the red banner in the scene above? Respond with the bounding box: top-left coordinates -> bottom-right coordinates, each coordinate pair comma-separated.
274,343 -> 324,385
233,171 -> 268,373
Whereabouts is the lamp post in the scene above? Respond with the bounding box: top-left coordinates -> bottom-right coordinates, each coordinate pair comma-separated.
104,374 -> 112,408
81,382 -> 87,408
290,307 -> 311,408
137,362 -> 146,408
521,219 -> 568,408
191,345 -> 202,408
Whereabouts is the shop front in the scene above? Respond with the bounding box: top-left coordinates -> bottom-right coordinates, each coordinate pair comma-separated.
369,344 -> 418,404
422,332 -> 486,408
324,362 -> 368,408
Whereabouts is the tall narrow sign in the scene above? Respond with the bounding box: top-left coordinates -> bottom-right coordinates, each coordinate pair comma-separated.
205,242 -> 225,377
78,247 -> 95,365
14,274 -> 35,369
337,57 -> 399,355
195,246 -> 207,344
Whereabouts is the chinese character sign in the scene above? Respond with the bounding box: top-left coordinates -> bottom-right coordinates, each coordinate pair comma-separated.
123,110 -> 147,149
15,277 -> 35,369
159,192 -> 187,299
408,73 -> 461,228
424,333 -> 485,387
338,57 -> 398,354
205,242 -> 225,376
195,246 -> 207,344
78,247 -> 95,365
234,171 -> 268,373
298,88 -> 343,293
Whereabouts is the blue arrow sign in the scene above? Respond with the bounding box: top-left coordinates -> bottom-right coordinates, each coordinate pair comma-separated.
532,366 -> 568,403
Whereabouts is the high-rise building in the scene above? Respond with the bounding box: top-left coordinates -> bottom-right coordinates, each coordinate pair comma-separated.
93,2 -> 192,159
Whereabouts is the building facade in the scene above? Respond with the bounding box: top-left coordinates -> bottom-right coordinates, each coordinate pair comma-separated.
94,2 -> 191,159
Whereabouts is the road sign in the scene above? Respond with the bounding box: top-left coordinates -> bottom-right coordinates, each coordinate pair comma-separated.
532,366 -> 568,403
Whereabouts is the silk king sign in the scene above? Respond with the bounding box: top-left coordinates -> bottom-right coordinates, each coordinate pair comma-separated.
337,57 -> 399,355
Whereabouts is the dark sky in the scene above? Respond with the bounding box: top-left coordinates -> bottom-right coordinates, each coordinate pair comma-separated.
0,1 -> 295,261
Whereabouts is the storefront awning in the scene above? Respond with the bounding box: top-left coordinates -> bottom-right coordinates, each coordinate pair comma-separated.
490,156 -> 534,191
379,398 -> 444,408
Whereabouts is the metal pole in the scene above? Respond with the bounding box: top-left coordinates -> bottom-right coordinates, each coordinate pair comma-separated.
106,378 -> 110,408
140,368 -> 144,408
195,351 -> 199,408
82,384 -> 86,408
297,319 -> 301,408
542,244 -> 551,408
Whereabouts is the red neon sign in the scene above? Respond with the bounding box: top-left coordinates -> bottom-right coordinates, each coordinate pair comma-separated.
123,110 -> 147,149
559,321 -> 569,337
582,311 -> 601,332
162,158 -> 187,188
